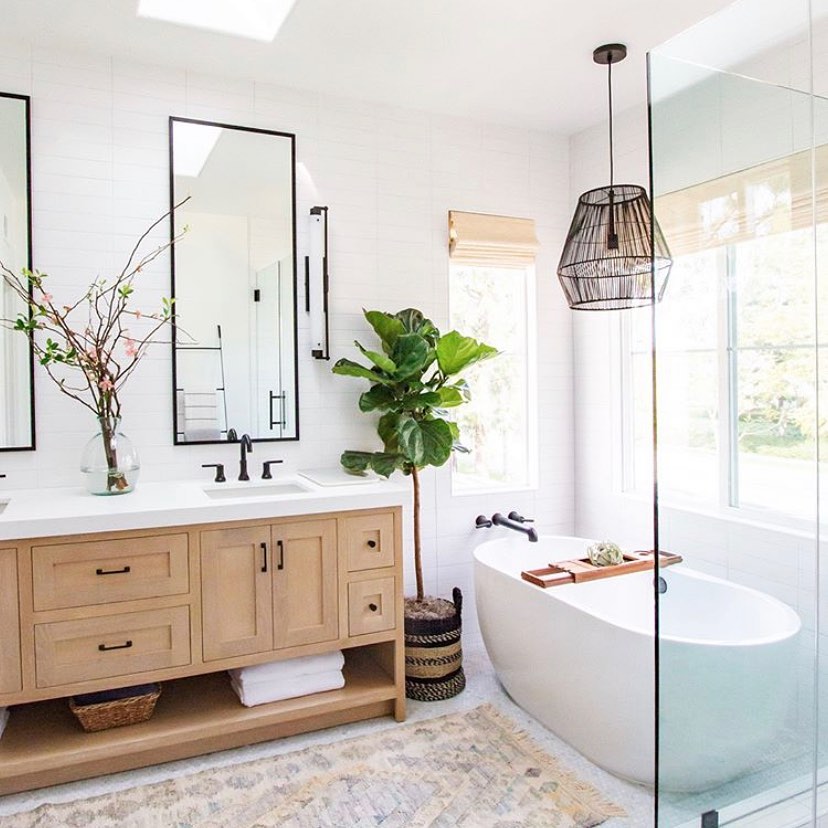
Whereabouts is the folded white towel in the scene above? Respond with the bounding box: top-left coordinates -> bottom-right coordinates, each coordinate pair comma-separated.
0,707 -> 9,740
230,670 -> 345,707
229,651 -> 344,688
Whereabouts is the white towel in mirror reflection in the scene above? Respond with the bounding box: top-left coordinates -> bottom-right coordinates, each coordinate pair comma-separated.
177,390 -> 222,442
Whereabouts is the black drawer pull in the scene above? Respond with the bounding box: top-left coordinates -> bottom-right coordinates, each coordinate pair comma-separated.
98,640 -> 133,652
277,539 -> 285,571
368,603 -> 378,612
367,540 -> 377,549
260,542 -> 268,573
96,565 -> 131,576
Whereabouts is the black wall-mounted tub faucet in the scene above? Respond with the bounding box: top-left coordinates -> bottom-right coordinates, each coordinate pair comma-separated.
492,512 -> 538,542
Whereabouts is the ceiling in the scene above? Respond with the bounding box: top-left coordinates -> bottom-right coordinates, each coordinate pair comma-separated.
3,0 -> 737,134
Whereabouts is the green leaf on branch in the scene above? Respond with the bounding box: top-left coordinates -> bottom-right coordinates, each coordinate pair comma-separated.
395,308 -> 438,340
378,411 -> 402,452
398,417 -> 453,468
436,330 -> 498,376
364,310 -> 405,353
332,358 -> 394,386
437,386 -> 465,407
390,333 -> 430,379
400,391 -> 441,411
354,340 -> 396,373
340,449 -> 404,479
359,384 -> 396,412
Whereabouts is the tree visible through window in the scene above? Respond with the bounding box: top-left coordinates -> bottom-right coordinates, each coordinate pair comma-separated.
450,263 -> 535,492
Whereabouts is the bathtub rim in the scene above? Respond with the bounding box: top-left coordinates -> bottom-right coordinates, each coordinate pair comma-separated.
473,534 -> 802,647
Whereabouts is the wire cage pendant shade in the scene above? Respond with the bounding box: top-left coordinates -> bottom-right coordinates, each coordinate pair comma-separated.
558,184 -> 672,310
557,43 -> 672,310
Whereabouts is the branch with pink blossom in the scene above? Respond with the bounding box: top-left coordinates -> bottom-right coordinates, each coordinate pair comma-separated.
0,200 -> 190,491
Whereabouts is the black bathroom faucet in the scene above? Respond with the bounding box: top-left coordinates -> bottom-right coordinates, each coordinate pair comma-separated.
492,512 -> 538,542
238,433 -> 253,481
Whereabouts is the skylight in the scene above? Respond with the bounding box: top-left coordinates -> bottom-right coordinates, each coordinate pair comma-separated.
137,0 -> 297,42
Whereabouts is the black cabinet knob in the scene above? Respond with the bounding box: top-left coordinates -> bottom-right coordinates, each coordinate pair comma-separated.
368,603 -> 378,612
367,539 -> 377,549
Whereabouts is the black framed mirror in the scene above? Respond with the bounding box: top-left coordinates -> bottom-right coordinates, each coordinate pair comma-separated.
169,117 -> 299,444
0,92 -> 34,451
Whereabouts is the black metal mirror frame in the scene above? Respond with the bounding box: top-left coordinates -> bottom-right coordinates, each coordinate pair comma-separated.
0,91 -> 35,452
168,115 -> 300,446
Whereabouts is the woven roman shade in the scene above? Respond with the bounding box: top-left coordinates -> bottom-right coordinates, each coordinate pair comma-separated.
448,211 -> 539,266
656,146 -> 828,257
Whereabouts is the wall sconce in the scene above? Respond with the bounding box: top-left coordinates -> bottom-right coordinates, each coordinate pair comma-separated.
306,205 -> 330,359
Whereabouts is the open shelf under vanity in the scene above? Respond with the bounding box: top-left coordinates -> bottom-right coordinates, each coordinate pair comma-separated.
0,647 -> 398,795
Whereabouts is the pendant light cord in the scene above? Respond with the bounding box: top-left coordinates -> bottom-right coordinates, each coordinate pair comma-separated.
608,54 -> 614,188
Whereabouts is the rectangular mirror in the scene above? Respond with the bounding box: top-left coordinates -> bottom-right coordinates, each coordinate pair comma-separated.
170,116 -> 298,444
0,92 -> 34,451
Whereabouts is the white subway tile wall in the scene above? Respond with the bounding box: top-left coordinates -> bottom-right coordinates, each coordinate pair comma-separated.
0,43 -> 575,630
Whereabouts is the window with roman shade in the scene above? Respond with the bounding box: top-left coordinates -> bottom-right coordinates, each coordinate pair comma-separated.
447,210 -> 539,493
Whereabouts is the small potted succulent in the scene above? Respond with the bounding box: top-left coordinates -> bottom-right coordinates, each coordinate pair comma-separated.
332,308 -> 496,700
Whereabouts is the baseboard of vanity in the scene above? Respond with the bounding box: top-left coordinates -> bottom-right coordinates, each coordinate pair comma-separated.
0,647 -> 402,795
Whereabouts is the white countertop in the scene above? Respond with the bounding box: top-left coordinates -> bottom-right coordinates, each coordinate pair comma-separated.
0,473 -> 409,541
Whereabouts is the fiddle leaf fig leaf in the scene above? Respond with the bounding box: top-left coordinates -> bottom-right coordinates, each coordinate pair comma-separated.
390,333 -> 430,379
364,310 -> 405,353
437,386 -> 465,407
340,450 -> 372,474
331,358 -> 394,386
398,417 -> 453,468
378,411 -> 403,452
436,330 -> 499,376
395,308 -> 439,341
354,340 -> 396,374
340,449 -> 404,478
358,384 -> 396,412
400,391 -> 442,411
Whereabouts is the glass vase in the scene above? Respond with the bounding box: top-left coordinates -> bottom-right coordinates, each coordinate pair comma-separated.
80,415 -> 140,495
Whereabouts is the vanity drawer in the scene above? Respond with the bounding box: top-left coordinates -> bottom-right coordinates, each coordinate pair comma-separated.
348,577 -> 396,637
34,606 -> 191,688
32,534 -> 190,611
343,514 -> 395,571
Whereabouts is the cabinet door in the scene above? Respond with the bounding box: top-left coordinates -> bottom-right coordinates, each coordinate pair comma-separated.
273,519 -> 338,649
201,526 -> 273,661
0,548 -> 21,694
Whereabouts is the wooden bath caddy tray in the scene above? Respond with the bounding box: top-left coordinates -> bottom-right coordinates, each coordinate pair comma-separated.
521,550 -> 683,588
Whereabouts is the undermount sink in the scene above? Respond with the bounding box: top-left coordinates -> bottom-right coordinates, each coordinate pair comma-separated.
202,482 -> 310,500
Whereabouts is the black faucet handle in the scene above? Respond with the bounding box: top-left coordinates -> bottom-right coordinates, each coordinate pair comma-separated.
475,515 -> 493,528
202,463 -> 226,483
508,511 -> 533,523
262,460 -> 284,480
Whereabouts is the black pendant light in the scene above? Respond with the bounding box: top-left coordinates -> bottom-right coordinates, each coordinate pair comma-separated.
557,43 -> 672,311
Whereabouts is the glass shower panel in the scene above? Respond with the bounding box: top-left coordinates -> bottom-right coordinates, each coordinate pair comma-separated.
650,4 -> 819,821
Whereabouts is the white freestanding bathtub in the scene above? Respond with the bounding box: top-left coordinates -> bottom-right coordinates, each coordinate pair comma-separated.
473,535 -> 801,792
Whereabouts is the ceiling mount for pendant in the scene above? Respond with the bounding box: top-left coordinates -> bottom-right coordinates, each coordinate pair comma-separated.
556,42 -> 672,311
592,43 -> 627,65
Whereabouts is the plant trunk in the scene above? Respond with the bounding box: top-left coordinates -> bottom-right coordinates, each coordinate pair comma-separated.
99,415 -> 128,493
412,464 -> 424,601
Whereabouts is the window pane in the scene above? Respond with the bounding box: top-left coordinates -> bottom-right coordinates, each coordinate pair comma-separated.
450,264 -> 532,492
736,347 -> 817,516
656,351 -> 719,503
734,228 -> 815,347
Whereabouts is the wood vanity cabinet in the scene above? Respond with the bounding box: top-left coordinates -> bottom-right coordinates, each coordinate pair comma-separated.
0,506 -> 404,795
200,518 -> 338,660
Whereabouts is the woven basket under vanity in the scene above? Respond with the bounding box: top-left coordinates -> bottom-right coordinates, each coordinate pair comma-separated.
69,683 -> 162,732
404,587 -> 466,702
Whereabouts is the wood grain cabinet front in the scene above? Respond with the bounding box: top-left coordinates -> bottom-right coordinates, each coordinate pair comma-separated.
348,577 -> 396,637
200,519 -> 338,661
34,605 -> 191,688
32,533 -> 189,611
343,513 -> 395,571
0,548 -> 21,694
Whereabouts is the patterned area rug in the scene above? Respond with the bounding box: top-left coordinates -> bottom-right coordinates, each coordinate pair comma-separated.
8,704 -> 625,827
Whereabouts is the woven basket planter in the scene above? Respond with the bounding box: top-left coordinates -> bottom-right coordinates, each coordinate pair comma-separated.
404,587 -> 465,702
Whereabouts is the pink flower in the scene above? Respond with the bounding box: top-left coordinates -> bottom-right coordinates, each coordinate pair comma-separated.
99,377 -> 114,392
134,309 -> 142,319
124,338 -> 138,358
40,292 -> 53,304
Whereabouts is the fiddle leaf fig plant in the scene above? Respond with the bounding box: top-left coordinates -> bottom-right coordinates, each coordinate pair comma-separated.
332,308 -> 497,601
